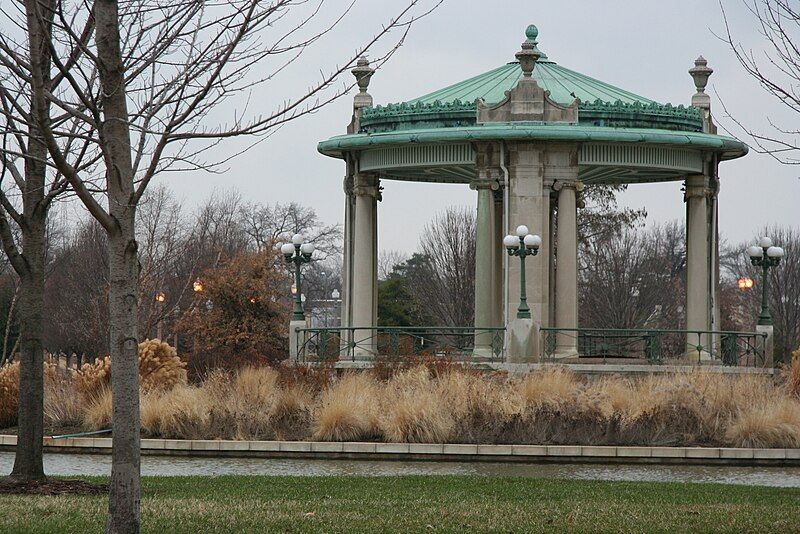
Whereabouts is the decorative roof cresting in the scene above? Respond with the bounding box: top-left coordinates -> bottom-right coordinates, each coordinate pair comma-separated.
516,24 -> 542,77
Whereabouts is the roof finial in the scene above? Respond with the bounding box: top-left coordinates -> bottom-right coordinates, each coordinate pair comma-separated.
689,56 -> 712,110
516,24 -> 542,77
352,56 -> 375,109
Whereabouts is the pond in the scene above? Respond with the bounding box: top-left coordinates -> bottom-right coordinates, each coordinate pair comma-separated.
1,452 -> 800,487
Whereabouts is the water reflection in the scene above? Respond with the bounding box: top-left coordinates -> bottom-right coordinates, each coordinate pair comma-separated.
1,452 -> 798,487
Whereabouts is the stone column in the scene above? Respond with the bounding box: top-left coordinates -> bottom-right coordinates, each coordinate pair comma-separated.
340,166 -> 356,355
554,180 -> 579,359
472,182 -> 496,359
472,142 -> 503,359
505,143 -> 549,328
492,189 -> 505,329
352,173 -> 379,358
685,174 -> 711,360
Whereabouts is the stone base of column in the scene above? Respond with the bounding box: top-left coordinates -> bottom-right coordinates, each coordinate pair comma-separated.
756,324 -> 774,368
352,328 -> 377,361
505,318 -> 540,363
288,319 -> 307,363
553,347 -> 579,360
682,348 -> 713,363
471,346 -> 496,361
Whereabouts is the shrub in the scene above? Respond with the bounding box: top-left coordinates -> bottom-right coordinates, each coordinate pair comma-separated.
73,356 -> 111,399
139,339 -> 187,391
74,340 -> 186,398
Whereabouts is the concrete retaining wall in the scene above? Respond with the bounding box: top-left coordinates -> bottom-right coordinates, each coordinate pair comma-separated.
0,435 -> 797,466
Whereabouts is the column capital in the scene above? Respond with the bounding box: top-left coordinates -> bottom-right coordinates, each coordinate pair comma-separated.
552,180 -> 584,192
353,184 -> 381,200
470,179 -> 500,191
684,174 -> 711,200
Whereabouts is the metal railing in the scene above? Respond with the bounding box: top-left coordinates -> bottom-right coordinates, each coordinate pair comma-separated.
295,326 -> 505,362
540,327 -> 768,366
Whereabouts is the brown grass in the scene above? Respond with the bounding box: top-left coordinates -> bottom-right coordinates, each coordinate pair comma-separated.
313,373 -> 380,441
726,398 -> 800,448
15,357 -> 800,448
787,346 -> 800,399
81,386 -> 113,430
0,361 -> 19,428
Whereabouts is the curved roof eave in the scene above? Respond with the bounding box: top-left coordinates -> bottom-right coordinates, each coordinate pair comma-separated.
317,124 -> 749,160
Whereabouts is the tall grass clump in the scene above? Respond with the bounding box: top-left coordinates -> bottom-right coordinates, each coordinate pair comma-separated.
726,398 -> 800,448
313,373 -> 380,441
379,366 -> 455,443
787,346 -> 800,399
0,361 -> 19,428
140,385 -> 213,439
82,386 -> 113,430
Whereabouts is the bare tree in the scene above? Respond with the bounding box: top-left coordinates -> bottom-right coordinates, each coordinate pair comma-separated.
719,0 -> 800,162
378,249 -> 409,281
12,1 -> 439,527
579,222 -> 686,330
0,0 -> 89,482
242,201 -> 342,258
405,207 -> 476,327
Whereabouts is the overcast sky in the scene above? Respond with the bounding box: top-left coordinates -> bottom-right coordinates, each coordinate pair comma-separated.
156,0 -> 800,254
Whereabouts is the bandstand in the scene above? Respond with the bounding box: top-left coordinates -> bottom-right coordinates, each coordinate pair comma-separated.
314,24 -> 753,364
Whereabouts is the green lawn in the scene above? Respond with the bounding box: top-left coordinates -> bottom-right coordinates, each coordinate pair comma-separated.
0,475 -> 798,533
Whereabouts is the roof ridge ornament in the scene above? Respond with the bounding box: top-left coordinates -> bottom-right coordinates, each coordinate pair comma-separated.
352,56 -> 375,110
516,24 -> 542,77
689,56 -> 712,110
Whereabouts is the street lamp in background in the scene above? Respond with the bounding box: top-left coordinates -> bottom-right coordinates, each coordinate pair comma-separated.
746,236 -> 785,326
281,233 -> 314,321
154,291 -> 166,339
503,225 -> 542,319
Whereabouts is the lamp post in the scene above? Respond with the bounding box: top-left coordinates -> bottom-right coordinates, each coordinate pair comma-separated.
281,233 -> 314,321
503,225 -> 542,319
747,237 -> 785,326
154,291 -> 166,339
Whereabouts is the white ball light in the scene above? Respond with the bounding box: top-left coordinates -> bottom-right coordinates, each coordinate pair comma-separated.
747,246 -> 763,258
280,243 -> 295,255
524,234 -> 542,249
300,243 -> 315,255
515,225 -> 529,237
503,235 -> 519,248
767,246 -> 783,258
759,236 -> 773,249
291,233 -> 304,246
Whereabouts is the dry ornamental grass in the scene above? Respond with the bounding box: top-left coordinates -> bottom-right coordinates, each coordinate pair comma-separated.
3,349 -> 800,448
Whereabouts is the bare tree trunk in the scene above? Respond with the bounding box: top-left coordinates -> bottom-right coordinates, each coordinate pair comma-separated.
94,1 -> 141,532
10,224 -> 46,481
106,229 -> 140,534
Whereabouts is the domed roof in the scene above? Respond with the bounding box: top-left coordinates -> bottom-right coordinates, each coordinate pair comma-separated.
359,25 -> 703,134
408,59 -> 655,108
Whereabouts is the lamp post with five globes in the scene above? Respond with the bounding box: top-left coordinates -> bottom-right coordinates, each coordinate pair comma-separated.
281,234 -> 315,321
746,237 -> 785,326
503,225 -> 542,319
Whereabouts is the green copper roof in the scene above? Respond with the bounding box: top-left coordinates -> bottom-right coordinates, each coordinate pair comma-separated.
408,60 -> 656,108
319,124 -> 747,159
